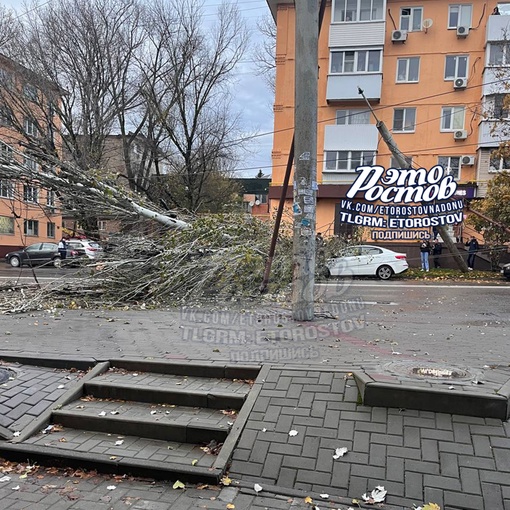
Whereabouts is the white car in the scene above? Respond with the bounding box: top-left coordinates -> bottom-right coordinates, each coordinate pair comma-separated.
325,245 -> 408,280
66,239 -> 103,259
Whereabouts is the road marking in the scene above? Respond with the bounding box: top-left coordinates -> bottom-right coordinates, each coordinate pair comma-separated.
317,282 -> 510,290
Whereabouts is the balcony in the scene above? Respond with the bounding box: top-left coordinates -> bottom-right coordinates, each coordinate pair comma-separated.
329,22 -> 385,47
478,120 -> 510,147
326,73 -> 382,102
324,124 -> 379,151
486,14 -> 510,42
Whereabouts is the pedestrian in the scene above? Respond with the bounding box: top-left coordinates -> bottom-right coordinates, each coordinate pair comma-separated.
419,239 -> 432,271
465,236 -> 479,270
492,6 -> 500,15
58,237 -> 67,260
432,239 -> 442,268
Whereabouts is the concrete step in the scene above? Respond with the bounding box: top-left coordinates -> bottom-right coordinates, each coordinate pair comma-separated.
84,370 -> 250,409
52,399 -> 233,443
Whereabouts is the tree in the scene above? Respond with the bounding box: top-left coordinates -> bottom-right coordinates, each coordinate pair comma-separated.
253,13 -> 276,92
469,171 -> 510,267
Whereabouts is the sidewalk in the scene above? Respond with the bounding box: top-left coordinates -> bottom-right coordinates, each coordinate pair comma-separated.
0,304 -> 509,509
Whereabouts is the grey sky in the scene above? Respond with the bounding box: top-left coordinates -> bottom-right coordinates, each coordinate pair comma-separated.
0,0 -> 275,177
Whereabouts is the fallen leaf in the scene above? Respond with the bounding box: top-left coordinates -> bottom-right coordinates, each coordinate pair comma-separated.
221,476 -> 232,486
42,425 -> 54,434
12,431 -> 20,437
0,476 -> 10,482
57,385 -> 65,389
11,485 -> 20,490
226,505 -> 235,509
99,411 -> 107,417
191,460 -> 198,466
107,485 -> 116,490
304,496 -> 313,504
110,456 -> 117,460
420,504 -> 441,510
115,440 -> 124,446
319,493 -> 329,499
288,430 -> 298,437
172,480 -> 185,490
333,447 -> 348,459
110,411 -> 119,415
19,474 -> 27,479
254,483 -> 262,493
362,485 -> 387,504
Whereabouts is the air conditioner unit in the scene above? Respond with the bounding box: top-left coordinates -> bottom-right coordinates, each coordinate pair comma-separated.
461,155 -> 475,165
454,130 -> 468,140
457,26 -> 469,37
391,30 -> 408,42
454,77 -> 467,89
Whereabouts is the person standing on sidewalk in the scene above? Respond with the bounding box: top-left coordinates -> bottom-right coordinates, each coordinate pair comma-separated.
58,238 -> 67,261
419,239 -> 432,271
466,236 -> 479,270
432,239 -> 443,268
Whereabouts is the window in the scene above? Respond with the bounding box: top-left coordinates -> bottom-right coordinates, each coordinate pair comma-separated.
47,222 -> 56,238
24,155 -> 38,172
325,150 -> 375,171
441,106 -> 465,130
24,117 -> 38,137
24,219 -> 39,236
98,220 -> 107,231
0,141 -> 12,162
0,216 -> 14,235
23,84 -> 38,102
400,7 -> 423,31
331,49 -> 382,73
0,69 -> 13,89
396,57 -> 420,82
497,3 -> 510,15
333,0 -> 384,22
23,185 -> 38,203
393,108 -> 416,132
489,155 -> 510,172
445,55 -> 468,79
390,156 -> 413,168
438,156 -> 461,179
489,43 -> 510,65
448,4 -> 472,28
336,109 -> 371,124
0,180 -> 14,199
0,108 -> 11,127
47,190 -> 56,208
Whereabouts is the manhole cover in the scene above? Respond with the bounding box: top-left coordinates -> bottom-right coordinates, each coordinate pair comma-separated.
381,361 -> 479,382
0,367 -> 15,384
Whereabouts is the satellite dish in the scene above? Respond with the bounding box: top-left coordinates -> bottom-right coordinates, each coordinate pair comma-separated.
422,18 -> 433,32
249,201 -> 255,207
255,200 -> 261,206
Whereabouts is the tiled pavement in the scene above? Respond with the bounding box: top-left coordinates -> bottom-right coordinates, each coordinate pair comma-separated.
230,367 -> 510,510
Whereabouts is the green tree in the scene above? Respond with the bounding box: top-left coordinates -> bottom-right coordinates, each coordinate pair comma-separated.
469,171 -> 510,268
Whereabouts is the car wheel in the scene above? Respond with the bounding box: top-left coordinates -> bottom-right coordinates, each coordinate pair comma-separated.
9,256 -> 21,268
377,265 -> 393,280
53,257 -> 62,268
323,267 -> 331,278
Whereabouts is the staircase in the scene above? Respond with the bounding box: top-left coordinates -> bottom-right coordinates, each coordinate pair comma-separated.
0,360 -> 260,483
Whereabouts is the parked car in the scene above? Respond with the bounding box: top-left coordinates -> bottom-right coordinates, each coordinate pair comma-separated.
4,242 -> 82,268
66,239 -> 103,259
501,263 -> 510,280
325,244 -> 409,280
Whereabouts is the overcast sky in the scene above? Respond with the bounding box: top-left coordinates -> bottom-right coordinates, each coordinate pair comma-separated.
0,0 -> 274,178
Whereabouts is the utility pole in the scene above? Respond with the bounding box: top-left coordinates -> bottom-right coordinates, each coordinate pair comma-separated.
292,1 -> 318,321
359,89 -> 469,272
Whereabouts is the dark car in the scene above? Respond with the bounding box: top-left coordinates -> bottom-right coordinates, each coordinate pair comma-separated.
4,242 -> 81,268
501,263 -> 510,280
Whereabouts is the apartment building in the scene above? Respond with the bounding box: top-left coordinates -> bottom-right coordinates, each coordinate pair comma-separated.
267,0 -> 510,240
0,53 -> 62,256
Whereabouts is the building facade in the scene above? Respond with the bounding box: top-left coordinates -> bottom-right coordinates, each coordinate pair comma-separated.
0,54 -> 63,256
267,0 -> 510,241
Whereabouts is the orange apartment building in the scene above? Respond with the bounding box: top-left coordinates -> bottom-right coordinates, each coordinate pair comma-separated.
0,54 -> 63,256
266,0 -> 510,241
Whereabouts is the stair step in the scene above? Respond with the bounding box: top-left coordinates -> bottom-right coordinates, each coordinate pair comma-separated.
52,399 -> 233,443
85,371 -> 250,409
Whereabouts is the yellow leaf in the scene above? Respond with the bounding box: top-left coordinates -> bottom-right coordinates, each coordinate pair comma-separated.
226,505 -> 235,509
221,476 -> 232,486
423,504 -> 441,510
352,499 -> 360,504
19,474 -> 27,479
172,480 -> 185,490
191,459 -> 198,466
304,495 -> 313,504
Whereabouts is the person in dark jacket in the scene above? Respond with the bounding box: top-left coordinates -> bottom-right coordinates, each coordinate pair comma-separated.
419,239 -> 432,271
466,236 -> 479,270
432,239 -> 443,268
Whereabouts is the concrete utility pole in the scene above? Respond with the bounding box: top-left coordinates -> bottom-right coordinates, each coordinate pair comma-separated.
359,89 -> 469,272
292,1 -> 318,321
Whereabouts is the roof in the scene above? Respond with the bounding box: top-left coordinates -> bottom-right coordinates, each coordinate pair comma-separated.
233,178 -> 271,194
